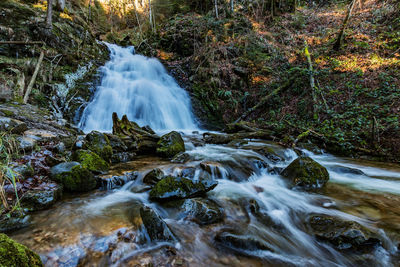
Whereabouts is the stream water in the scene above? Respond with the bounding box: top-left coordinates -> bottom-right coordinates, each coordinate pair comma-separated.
10,46 -> 400,266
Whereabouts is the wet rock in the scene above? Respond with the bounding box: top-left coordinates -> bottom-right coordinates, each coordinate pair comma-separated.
17,135 -> 37,151
0,211 -> 31,233
44,155 -> 64,167
203,131 -> 273,145
11,163 -> 34,179
111,152 -> 136,163
111,113 -> 159,154
281,157 -> 329,190
227,139 -> 249,148
21,183 -> 63,211
140,206 -> 176,242
50,162 -> 96,192
143,168 -> 165,185
171,152 -> 191,163
23,129 -> 58,142
215,231 -> 273,253
98,171 -> 138,190
72,150 -> 109,174
106,134 -> 128,152
55,142 -> 65,154
330,165 -> 365,176
0,233 -> 43,267
253,146 -> 284,163
174,166 -> 196,178
83,131 -> 113,162
297,142 -> 324,155
156,131 -> 185,158
267,166 -> 283,175
142,125 -> 155,134
179,198 -> 223,225
149,176 -> 218,200
0,116 -> 27,134
308,215 -> 381,252
200,161 -> 223,176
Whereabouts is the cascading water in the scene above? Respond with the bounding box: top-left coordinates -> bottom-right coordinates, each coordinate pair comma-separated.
79,43 -> 198,133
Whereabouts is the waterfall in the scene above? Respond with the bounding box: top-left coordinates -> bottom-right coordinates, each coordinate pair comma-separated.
79,43 -> 198,133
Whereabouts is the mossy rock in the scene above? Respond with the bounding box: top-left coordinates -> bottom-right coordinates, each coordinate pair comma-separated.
50,162 -> 96,192
0,233 -> 43,267
21,183 -> 63,211
156,131 -> 185,158
83,131 -> 113,162
149,176 -> 218,200
281,157 -> 329,190
72,150 -> 109,174
143,168 -> 165,185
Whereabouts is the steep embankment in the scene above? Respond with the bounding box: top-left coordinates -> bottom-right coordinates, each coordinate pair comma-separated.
133,0 -> 400,161
0,0 -> 109,122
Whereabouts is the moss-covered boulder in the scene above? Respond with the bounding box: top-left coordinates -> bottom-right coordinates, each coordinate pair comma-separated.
149,176 -> 218,200
308,215 -> 381,252
281,157 -> 329,190
83,131 -> 113,162
143,168 -> 165,185
156,131 -> 185,158
50,162 -> 96,192
72,150 -> 109,174
0,233 -> 43,267
140,206 -> 176,242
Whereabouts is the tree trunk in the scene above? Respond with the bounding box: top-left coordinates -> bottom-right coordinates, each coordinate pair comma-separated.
24,51 -> 44,104
230,0 -> 234,12
214,0 -> 219,18
304,40 -> 317,117
55,0 -> 65,12
333,0 -> 357,51
46,0 -> 53,29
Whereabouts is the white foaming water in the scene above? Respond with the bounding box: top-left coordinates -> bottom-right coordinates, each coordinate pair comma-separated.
79,43 -> 198,133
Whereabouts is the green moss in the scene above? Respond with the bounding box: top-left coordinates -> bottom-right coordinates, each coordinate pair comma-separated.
156,131 -> 185,158
149,176 -> 217,200
72,150 -> 109,174
83,131 -> 113,162
51,162 -> 96,192
0,233 -> 43,267
281,156 -> 329,190
0,109 -> 15,117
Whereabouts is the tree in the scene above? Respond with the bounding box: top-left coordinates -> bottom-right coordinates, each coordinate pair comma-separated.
46,0 -> 53,29
333,0 -> 357,51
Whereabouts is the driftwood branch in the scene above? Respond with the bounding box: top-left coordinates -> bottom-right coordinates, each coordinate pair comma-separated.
304,40 -> 318,116
23,51 -> 45,104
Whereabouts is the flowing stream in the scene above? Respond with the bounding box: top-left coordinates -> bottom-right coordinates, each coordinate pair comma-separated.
10,46 -> 400,266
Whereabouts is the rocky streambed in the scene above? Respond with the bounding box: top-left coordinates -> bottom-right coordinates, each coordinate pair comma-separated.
1,108 -> 399,266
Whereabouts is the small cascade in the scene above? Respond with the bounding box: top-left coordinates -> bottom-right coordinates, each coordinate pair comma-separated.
79,43 -> 198,133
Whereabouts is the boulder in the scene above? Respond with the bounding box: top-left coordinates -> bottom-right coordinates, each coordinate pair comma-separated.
98,171 -> 138,190
308,215 -> 381,252
140,206 -> 176,242
281,157 -> 329,190
179,198 -> 223,225
0,117 -> 27,134
0,212 -> 31,233
21,183 -> 62,211
83,131 -> 113,162
156,131 -> 185,158
171,152 -> 191,163
72,150 -> 109,174
149,176 -> 218,200
50,162 -> 96,192
0,233 -> 43,267
17,136 -> 36,151
111,152 -> 136,164
143,168 -> 165,185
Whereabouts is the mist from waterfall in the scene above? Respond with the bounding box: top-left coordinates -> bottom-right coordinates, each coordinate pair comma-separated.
79,43 -> 198,133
